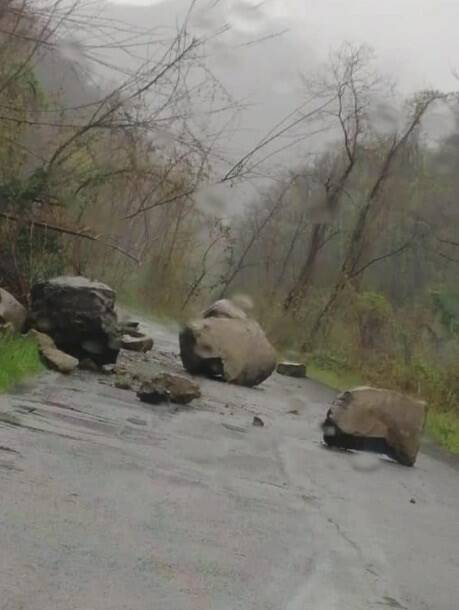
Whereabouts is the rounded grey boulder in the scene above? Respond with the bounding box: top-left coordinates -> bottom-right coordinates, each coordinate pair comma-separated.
179,299 -> 276,387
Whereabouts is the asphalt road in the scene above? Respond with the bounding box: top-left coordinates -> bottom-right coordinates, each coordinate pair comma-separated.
0,321 -> 458,610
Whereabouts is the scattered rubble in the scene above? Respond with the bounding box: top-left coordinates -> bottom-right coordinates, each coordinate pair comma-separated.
115,374 -> 134,390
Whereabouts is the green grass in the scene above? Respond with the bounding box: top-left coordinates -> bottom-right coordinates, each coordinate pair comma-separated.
0,334 -> 43,393
307,362 -> 363,391
426,411 -> 459,454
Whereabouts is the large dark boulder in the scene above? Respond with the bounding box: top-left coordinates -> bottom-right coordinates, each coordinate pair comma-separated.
28,276 -> 121,365
179,299 -> 276,387
322,386 -> 427,466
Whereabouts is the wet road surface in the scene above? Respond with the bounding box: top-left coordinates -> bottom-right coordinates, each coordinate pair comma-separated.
0,321 -> 458,610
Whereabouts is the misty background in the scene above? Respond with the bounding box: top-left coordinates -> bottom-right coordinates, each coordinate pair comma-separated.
67,0 -> 456,210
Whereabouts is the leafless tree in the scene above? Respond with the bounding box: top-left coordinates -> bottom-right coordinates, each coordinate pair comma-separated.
284,44 -> 383,314
305,90 -> 446,348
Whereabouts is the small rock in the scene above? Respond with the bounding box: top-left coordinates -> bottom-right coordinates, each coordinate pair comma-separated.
288,409 -> 300,415
115,374 -> 133,390
101,363 -> 116,375
114,365 -> 128,375
253,416 -> 264,427
410,497 -> 416,504
137,373 -> 201,405
0,321 -> 15,337
29,329 -> 79,374
79,358 -> 100,372
277,361 -> 306,378
121,333 -> 154,353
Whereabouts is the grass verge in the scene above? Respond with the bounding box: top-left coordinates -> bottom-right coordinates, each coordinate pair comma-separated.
0,334 -> 43,393
307,362 -> 362,391
426,411 -> 459,454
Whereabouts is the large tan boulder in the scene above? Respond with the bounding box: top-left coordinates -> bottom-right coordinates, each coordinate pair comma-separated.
202,298 -> 248,320
0,288 -> 26,333
322,386 -> 427,466
179,300 -> 276,387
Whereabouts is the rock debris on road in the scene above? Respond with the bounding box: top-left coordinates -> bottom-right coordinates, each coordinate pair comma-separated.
0,321 -> 458,610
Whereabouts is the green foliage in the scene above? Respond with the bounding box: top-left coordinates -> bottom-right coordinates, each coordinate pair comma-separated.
427,411 -> 459,454
310,351 -> 352,374
308,360 -> 363,391
0,169 -> 49,209
0,334 -> 43,393
352,291 -> 393,350
431,289 -> 459,335
0,63 -> 47,175
353,291 -> 392,318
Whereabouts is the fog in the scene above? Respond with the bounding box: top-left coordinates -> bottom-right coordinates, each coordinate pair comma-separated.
111,0 -> 458,93
102,0 -> 457,179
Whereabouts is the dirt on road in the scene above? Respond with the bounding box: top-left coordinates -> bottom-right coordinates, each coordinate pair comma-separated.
0,321 -> 458,610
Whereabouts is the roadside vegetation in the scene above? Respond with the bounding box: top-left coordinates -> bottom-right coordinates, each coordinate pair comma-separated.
0,2 -> 458,451
0,335 -> 42,393
426,411 -> 459,454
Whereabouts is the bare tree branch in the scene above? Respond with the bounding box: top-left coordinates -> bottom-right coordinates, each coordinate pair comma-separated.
0,210 -> 140,263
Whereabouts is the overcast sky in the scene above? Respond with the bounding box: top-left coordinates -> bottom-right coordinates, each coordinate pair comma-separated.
103,0 -> 457,209
111,0 -> 458,93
